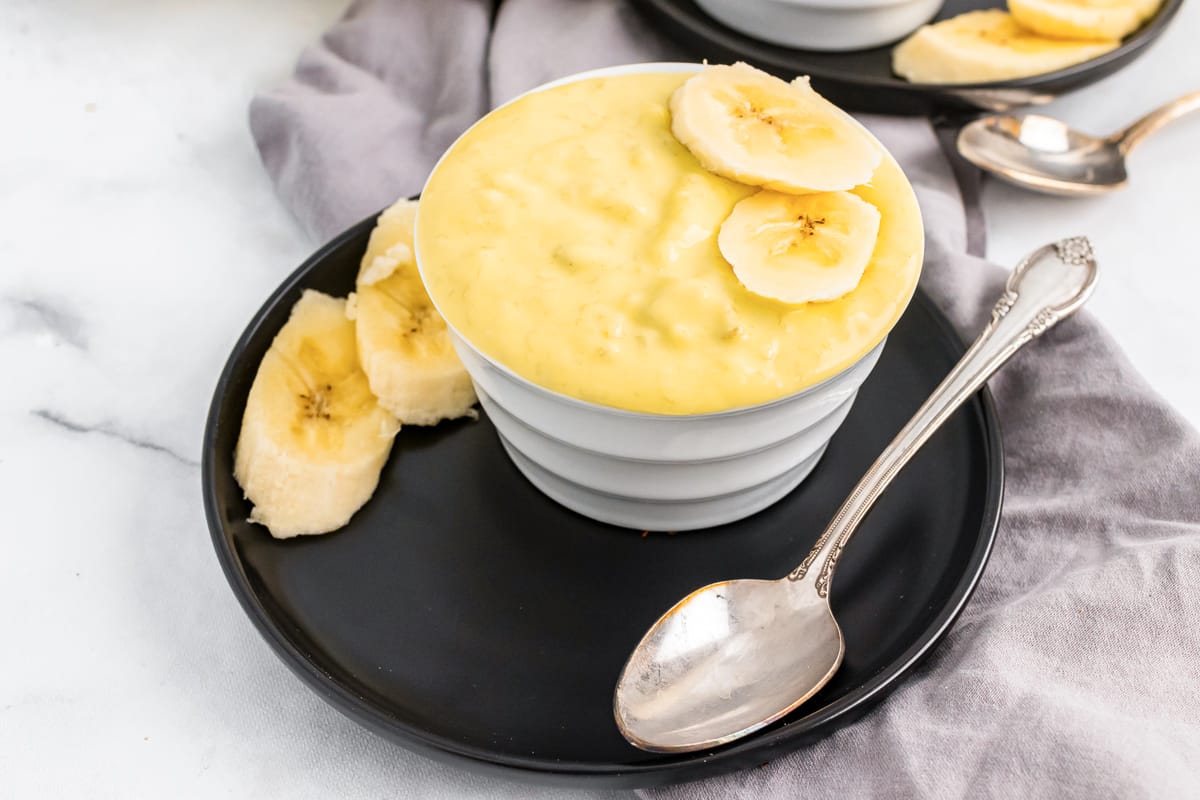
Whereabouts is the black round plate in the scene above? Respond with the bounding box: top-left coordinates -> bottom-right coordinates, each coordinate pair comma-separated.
638,0 -> 1182,114
203,215 -> 1003,788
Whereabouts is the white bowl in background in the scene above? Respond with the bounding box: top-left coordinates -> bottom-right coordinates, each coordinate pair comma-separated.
695,0 -> 943,52
416,63 -> 921,531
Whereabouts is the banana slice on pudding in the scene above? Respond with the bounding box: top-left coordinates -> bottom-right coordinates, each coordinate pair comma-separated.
669,62 -> 882,194
893,10 -> 1120,84
718,189 -> 881,304
352,199 -> 477,426
1009,0 -> 1162,41
234,290 -> 400,538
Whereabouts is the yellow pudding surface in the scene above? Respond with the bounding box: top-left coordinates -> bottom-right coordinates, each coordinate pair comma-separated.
417,71 -> 923,415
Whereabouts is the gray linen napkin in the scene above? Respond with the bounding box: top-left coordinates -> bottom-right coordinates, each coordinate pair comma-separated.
250,1 -> 1200,796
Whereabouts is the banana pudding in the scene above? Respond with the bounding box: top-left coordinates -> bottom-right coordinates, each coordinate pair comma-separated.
417,64 -> 923,415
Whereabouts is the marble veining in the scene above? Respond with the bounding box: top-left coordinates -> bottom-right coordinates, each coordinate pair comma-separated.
31,408 -> 200,468
0,295 -> 88,350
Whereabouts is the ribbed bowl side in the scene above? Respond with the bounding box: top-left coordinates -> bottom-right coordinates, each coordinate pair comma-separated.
451,338 -> 886,529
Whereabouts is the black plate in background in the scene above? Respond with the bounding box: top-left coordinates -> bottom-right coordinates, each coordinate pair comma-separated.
638,0 -> 1183,114
202,215 -> 1003,788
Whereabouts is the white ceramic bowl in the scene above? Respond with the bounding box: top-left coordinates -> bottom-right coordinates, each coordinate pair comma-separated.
455,340 -> 884,530
695,0 -> 943,51
417,63 -> 916,531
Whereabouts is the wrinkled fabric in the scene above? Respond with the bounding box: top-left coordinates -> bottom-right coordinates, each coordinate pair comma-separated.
250,1 -> 1200,796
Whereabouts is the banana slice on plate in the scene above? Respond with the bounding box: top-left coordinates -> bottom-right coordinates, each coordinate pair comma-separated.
235,290 -> 400,538
893,10 -> 1120,84
1009,0 -> 1162,41
718,189 -> 881,304
670,62 -> 882,194
353,199 -> 478,426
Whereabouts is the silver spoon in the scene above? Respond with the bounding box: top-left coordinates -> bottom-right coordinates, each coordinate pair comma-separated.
614,237 -> 1099,753
957,90 -> 1200,196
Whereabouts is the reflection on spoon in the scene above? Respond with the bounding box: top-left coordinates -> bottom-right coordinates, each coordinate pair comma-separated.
956,90 -> 1200,195
614,238 -> 1099,753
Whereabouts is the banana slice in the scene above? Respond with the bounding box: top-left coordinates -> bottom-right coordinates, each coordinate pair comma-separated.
235,290 -> 400,538
1009,0 -> 1161,41
893,10 -> 1120,84
718,190 -> 881,304
354,199 -> 478,426
669,62 -> 882,194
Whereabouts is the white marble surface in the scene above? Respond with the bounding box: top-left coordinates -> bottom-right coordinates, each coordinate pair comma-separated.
2,1 -> 1197,797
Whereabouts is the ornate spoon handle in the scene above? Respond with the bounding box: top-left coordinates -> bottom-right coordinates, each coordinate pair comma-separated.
790,238 -> 1099,596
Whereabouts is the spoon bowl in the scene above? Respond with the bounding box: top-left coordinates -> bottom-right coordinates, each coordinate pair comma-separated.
958,114 -> 1128,195
614,579 -> 843,752
957,91 -> 1200,196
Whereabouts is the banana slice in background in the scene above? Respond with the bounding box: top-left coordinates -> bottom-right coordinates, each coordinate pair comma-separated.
235,290 -> 401,539
718,190 -> 881,304
670,62 -> 882,194
1009,0 -> 1162,41
353,199 -> 478,426
893,10 -> 1120,84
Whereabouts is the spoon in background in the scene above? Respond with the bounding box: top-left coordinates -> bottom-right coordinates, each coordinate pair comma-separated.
614,237 -> 1099,753
957,90 -> 1200,195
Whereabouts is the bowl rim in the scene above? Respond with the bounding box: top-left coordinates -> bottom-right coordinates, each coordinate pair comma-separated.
414,61 -> 924,421
462,334 -> 887,423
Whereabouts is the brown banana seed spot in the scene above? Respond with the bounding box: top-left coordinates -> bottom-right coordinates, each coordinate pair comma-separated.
796,215 -> 826,237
